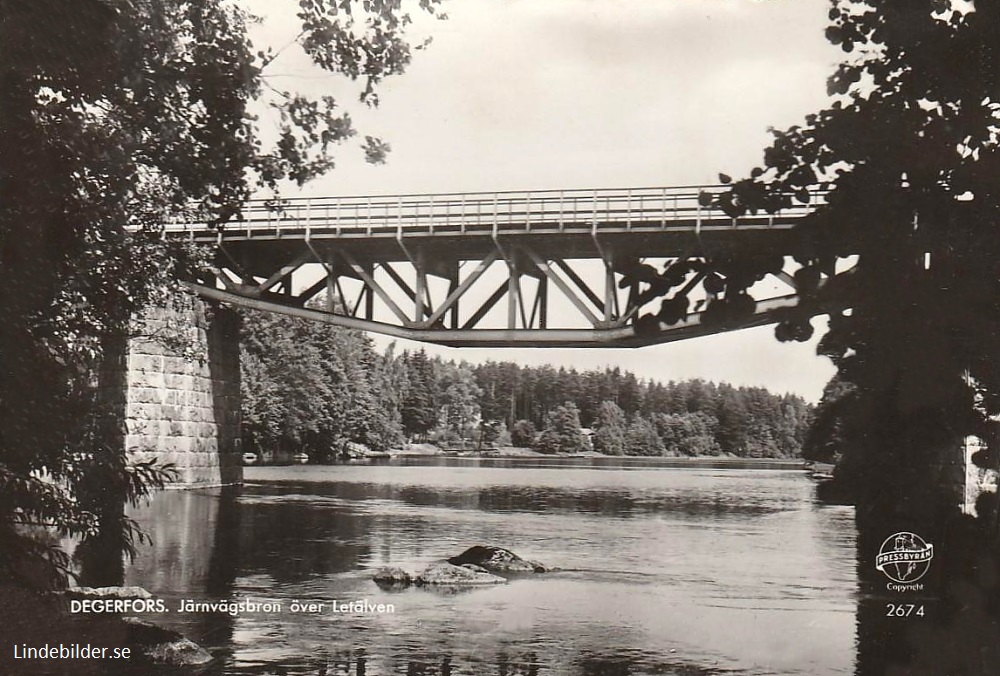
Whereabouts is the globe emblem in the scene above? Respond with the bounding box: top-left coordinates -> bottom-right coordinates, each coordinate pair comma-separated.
875,531 -> 934,583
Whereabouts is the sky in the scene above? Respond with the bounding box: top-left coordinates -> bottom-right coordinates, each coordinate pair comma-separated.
247,0 -> 842,401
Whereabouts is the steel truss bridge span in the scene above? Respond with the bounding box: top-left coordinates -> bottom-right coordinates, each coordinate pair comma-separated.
171,185 -> 827,348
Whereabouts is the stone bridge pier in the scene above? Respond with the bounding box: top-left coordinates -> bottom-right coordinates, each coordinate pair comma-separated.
104,299 -> 242,487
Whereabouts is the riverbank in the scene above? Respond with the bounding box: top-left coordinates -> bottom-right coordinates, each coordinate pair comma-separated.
306,445 -> 810,471
253,443 -> 810,469
252,443 -> 810,467
394,444 -> 807,466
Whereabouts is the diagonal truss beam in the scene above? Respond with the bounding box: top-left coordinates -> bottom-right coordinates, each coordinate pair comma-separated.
217,242 -> 256,288
380,262 -> 434,320
461,281 -> 508,330
553,259 -> 605,313
519,246 -> 602,328
334,248 -> 412,326
208,266 -> 242,293
422,250 -> 499,327
258,250 -> 313,293
293,276 -> 331,307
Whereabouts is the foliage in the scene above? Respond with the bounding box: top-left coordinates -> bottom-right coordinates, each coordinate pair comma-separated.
0,0 -> 443,589
363,342 -> 410,450
240,306 -> 404,457
401,349 -> 440,439
493,421 -> 513,447
510,420 -> 537,448
653,412 -> 721,457
539,1 -> 1000,523
802,377 -> 857,464
478,420 -> 507,448
591,401 -> 627,456
695,1 -> 1000,523
436,362 -> 482,438
625,416 -> 665,457
535,403 -> 585,454
472,364 -> 811,458
240,335 -> 812,459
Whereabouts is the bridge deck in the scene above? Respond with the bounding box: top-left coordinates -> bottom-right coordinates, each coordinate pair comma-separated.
166,185 -> 820,238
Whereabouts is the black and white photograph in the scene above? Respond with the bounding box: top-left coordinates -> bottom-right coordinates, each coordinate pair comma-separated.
3,1 -> 1000,674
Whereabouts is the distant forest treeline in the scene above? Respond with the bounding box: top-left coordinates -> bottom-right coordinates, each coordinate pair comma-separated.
240,309 -> 814,460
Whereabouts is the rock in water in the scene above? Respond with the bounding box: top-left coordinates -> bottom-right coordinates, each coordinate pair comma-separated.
372,566 -> 413,587
415,562 -> 507,586
122,617 -> 214,670
447,546 -> 547,573
66,586 -> 153,600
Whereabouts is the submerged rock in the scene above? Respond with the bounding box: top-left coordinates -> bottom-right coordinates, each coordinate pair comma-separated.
373,566 -> 413,587
370,547 -> 548,589
122,617 -> 214,670
66,586 -> 153,600
447,546 -> 547,573
415,562 -> 507,586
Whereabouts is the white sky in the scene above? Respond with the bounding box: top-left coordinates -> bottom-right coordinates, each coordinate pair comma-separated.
247,0 -> 841,401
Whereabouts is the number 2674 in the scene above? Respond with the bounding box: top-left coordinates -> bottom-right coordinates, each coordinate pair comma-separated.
886,603 -> 925,617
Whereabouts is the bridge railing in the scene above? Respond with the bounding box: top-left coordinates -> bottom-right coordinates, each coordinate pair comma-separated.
162,185 -> 827,237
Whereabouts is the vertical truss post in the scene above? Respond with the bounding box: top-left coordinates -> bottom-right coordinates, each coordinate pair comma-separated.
414,248 -> 427,322
396,196 -> 403,237
326,274 -> 336,312
592,230 -> 614,325
525,192 -> 531,233
538,276 -> 548,329
447,262 -> 460,329
365,265 -> 375,319
508,250 -> 520,330
604,255 -> 615,323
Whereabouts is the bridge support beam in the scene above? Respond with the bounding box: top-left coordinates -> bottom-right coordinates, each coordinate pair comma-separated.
107,299 -> 243,487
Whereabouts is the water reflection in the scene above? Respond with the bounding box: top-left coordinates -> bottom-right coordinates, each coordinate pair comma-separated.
126,463 -> 857,675
124,488 -> 240,659
246,481 -> 788,520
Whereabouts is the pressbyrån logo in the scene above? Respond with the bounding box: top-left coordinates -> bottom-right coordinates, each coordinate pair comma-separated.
875,532 -> 934,584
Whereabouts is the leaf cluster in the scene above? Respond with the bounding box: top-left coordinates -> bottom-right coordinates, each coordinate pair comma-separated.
705,2 -> 1000,484
0,0 -> 444,589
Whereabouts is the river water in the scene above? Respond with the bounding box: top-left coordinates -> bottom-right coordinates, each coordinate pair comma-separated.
125,459 -> 858,675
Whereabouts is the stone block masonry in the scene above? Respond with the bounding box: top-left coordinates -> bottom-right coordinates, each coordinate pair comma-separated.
117,300 -> 242,487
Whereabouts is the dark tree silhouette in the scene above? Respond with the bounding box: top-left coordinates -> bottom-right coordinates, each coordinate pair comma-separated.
0,0 -> 444,589
679,2 -> 1000,537
691,3 -> 1000,672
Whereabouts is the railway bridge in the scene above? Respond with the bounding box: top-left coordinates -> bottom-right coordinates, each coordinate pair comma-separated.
118,184 -> 832,485
178,184 -> 827,347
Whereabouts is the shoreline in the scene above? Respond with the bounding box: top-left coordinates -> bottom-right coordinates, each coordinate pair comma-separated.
393,446 -> 806,465
259,448 -> 808,469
